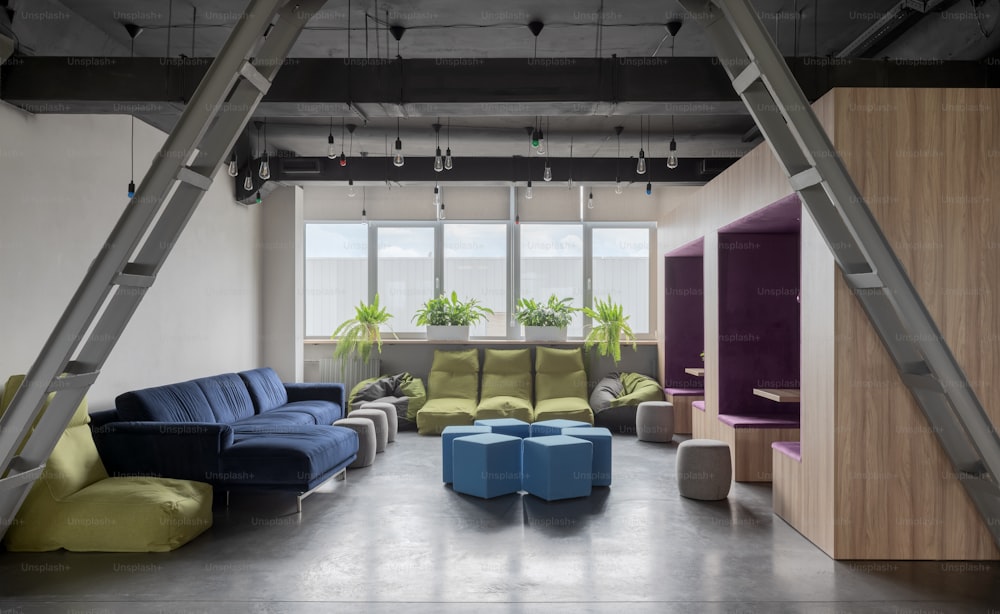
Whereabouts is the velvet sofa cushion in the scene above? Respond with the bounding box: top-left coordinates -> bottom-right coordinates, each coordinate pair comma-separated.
116,380 -> 216,424
427,349 -> 480,401
220,425 -> 358,490
194,373 -> 256,423
535,346 -> 587,402
238,367 -> 289,413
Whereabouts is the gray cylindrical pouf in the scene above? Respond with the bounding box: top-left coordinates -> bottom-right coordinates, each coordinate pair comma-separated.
676,439 -> 732,500
334,417 -> 377,468
350,408 -> 389,453
360,401 -> 398,443
636,401 -> 675,442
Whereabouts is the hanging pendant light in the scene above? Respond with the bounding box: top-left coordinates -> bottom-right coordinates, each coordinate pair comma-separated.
339,119 -> 347,166
536,118 -> 547,155
258,120 -> 270,180
434,184 -> 442,206
327,117 -> 336,159
433,121 -> 443,172
614,126 -> 623,194
444,118 -> 454,170
348,179 -> 356,198
646,181 -> 652,196
636,116 -> 647,175
228,152 -> 239,177
543,119 -> 553,181
587,191 -> 594,209
125,23 -> 143,198
667,22 -> 683,170
243,172 -> 253,192
393,118 -> 405,167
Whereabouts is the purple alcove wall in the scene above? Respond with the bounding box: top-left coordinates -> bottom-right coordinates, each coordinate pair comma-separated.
663,255 -> 705,388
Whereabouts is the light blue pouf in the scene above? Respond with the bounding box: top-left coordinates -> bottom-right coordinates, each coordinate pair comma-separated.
530,419 -> 590,437
475,418 -> 531,439
452,433 -> 523,499
563,426 -> 613,487
522,435 -> 593,501
441,425 -> 491,483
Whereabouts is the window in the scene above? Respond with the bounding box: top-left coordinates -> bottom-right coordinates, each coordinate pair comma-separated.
377,226 -> 435,334
305,223 -> 367,337
444,224 -> 507,337
520,224 -> 584,338
592,227 -> 651,334
304,214 -> 654,340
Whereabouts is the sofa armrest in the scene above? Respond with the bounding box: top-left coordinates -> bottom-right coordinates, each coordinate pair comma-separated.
92,421 -> 233,483
285,382 -> 345,408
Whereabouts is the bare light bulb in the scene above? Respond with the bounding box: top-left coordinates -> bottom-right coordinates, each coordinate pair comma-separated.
439,203 -> 446,220
243,173 -> 253,191
327,134 -> 336,159
587,192 -> 594,209
667,138 -> 679,169
339,152 -> 347,167
536,132 -> 546,155
227,157 -> 239,177
525,180 -> 533,200
348,179 -> 356,197
637,149 -> 646,175
434,186 -> 442,206
444,147 -> 453,170
258,154 -> 270,180
543,162 -> 552,182
646,181 -> 652,196
615,180 -> 623,195
361,207 -> 367,223
393,138 -> 404,167
434,147 -> 444,172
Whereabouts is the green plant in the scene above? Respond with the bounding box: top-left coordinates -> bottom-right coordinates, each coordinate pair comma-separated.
331,294 -> 395,362
412,291 -> 494,326
514,295 -> 577,328
583,296 -> 637,364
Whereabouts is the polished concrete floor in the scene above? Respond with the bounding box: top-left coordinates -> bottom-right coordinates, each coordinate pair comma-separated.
2,431 -> 999,613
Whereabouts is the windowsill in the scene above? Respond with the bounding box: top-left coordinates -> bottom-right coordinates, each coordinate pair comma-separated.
305,338 -> 659,346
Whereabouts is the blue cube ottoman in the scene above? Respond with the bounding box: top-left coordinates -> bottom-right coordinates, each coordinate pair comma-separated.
452,433 -> 523,499
441,425 -> 492,483
564,426 -> 613,487
475,418 -> 531,439
530,419 -> 591,437
522,435 -> 593,501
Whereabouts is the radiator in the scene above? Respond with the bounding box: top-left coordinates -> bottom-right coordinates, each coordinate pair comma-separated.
319,354 -> 380,391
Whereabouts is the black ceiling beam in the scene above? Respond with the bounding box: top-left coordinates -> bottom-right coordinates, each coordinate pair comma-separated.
232,155 -> 738,202
5,57 -> 1000,113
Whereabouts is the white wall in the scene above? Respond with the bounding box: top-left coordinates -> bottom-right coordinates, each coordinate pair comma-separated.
260,186 -> 304,382
0,106 -> 262,408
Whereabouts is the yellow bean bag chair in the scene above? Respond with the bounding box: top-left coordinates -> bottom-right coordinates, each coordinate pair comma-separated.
1,374 -> 213,552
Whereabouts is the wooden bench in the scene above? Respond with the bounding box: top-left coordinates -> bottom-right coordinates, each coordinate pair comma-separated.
663,388 -> 704,435
771,441 -> 801,526
717,414 -> 800,482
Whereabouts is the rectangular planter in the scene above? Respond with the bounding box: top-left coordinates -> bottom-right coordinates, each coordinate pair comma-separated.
426,325 -> 470,341
524,326 -> 567,342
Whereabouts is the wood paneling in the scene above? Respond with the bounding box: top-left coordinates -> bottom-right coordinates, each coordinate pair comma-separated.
832,88 -> 1000,560
666,394 -> 702,435
772,449 -> 802,527
720,424 -> 802,482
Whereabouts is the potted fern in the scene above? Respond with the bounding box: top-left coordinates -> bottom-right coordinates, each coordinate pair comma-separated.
413,291 -> 494,341
515,295 -> 577,342
331,293 -> 395,362
583,295 -> 637,364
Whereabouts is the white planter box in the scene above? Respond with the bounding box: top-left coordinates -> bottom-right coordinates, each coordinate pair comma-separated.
524,326 -> 567,342
426,325 -> 470,341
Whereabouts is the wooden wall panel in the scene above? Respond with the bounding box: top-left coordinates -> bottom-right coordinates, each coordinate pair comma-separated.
832,88 -> 1000,560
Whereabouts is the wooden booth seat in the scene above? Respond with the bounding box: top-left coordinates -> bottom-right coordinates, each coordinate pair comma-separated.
717,414 -> 800,482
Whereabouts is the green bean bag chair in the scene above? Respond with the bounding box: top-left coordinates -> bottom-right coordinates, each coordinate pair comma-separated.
348,372 -> 427,432
476,348 -> 533,422
590,372 -> 665,434
416,349 -> 480,435
533,346 -> 594,424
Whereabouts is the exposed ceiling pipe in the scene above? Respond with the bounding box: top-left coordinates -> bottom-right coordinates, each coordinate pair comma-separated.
835,0 -> 955,57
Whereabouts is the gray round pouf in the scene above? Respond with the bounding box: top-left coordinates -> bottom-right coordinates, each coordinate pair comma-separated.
635,401 -> 675,442
350,408 -> 389,453
360,401 -> 398,442
676,439 -> 732,500
334,417 -> 377,468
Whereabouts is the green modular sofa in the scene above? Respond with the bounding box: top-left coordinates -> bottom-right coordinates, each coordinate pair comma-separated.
475,348 -> 534,422
416,349 -> 480,435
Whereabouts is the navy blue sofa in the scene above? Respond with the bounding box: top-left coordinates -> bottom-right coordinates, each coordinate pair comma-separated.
91,368 -> 359,504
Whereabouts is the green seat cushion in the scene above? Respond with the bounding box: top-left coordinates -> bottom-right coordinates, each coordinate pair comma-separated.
475,396 -> 534,422
535,346 -> 587,402
416,398 -> 477,435
533,398 -> 594,424
4,476 -> 213,552
399,374 -> 427,417
427,349 -> 480,402
609,373 -> 664,408
478,348 -> 532,423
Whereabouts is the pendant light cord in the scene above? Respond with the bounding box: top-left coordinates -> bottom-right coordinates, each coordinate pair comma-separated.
130,35 -> 135,183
